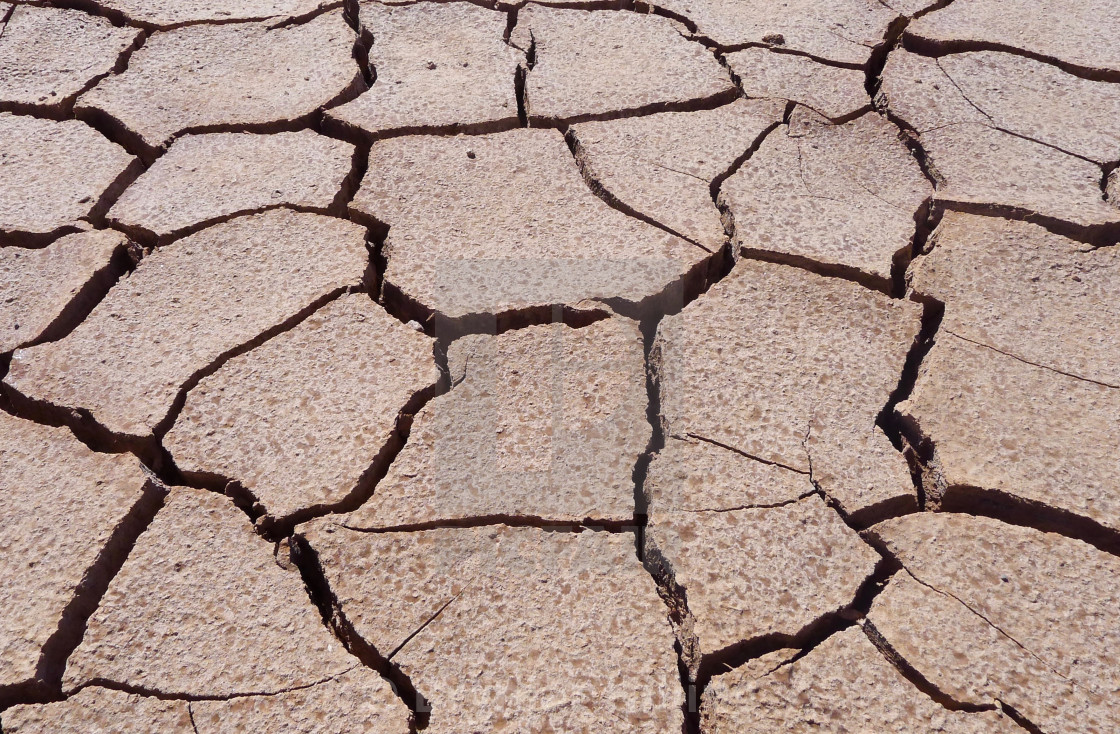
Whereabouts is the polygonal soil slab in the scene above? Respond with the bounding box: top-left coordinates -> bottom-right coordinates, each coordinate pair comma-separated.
165,293 -> 439,528
645,490 -> 880,675
910,212 -> 1120,387
653,257 -> 922,520
654,0 -> 899,65
0,412 -> 161,701
352,128 -> 708,323
5,668 -> 409,733
75,11 -> 360,158
325,2 -> 521,138
898,334 -> 1120,532
0,114 -> 136,242
511,5 -> 735,123
700,626 -> 1021,733
880,49 -> 1120,231
569,98 -> 785,250
0,5 -> 139,113
63,487 -> 361,697
724,48 -> 870,121
868,512 -> 1120,731
69,0 -> 337,28
0,229 -> 133,354
906,0 -> 1120,78
108,131 -> 354,242
721,108 -> 931,284
868,571 -> 1117,734
5,210 -> 368,442
302,523 -> 683,732
342,317 -> 647,530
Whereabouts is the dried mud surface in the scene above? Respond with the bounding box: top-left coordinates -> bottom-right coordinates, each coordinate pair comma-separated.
1,1 -> 1118,732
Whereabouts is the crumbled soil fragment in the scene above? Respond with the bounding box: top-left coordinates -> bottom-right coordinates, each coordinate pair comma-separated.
0,229 -> 132,353
0,5 -> 139,112
907,0 -> 1120,77
653,258 -> 921,517
325,2 -> 520,138
646,494 -> 879,672
881,49 -> 1120,228
0,114 -> 135,240
4,210 -> 368,441
165,294 -> 439,525
511,5 -> 735,123
655,0 -> 899,65
75,0 -> 336,28
868,571 -> 1119,734
0,412 -> 158,699
75,11 -> 360,156
898,334 -> 1120,532
721,107 -> 931,282
910,211 -> 1120,386
570,98 -> 785,250
724,48 -> 869,121
700,626 -> 1021,733
63,487 -> 361,697
353,129 -> 706,321
3,688 -> 193,733
304,523 -> 684,733
108,131 -> 354,242
869,513 -> 1120,717
342,317 -> 646,529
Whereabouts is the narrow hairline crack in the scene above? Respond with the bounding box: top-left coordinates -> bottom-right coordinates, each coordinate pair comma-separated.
943,330 -> 1119,389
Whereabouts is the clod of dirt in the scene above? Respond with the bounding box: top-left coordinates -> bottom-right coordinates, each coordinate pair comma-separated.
108,131 -> 354,242
724,48 -> 869,121
0,412 -> 159,701
653,258 -> 922,518
302,523 -> 684,733
352,129 -> 707,322
0,230 -> 132,353
721,107 -> 931,284
341,317 -> 647,529
4,210 -> 368,442
868,571 -> 1118,733
911,212 -> 1120,386
700,626 -> 1021,733
3,688 -> 192,733
62,488 -> 370,698
510,5 -> 736,124
165,293 -> 440,526
0,114 -> 135,240
898,334 -> 1120,532
326,2 -> 521,138
0,5 -> 139,113
646,494 -> 880,675
880,50 -> 1120,229
655,0 -> 898,65
73,0 -> 336,28
74,11 -> 361,157
570,98 -> 785,250
906,0 -> 1120,78
868,512 -> 1120,726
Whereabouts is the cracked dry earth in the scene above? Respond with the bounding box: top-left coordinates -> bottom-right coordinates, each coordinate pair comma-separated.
2,1 -> 1119,733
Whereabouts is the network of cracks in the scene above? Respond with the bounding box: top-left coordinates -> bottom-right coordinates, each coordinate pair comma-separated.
1,0 -> 1118,732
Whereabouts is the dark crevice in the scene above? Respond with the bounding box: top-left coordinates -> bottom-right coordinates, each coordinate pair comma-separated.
0,226 -> 84,250
11,0 -> 139,30
862,620 -> 999,713
999,703 -> 1048,734
289,535 -> 430,730
936,199 -> 1120,248
864,13 -> 909,101
737,247 -> 895,296
631,312 -> 667,559
1101,161 -> 1118,203
901,33 -> 1120,84
528,86 -> 740,128
23,0 -> 346,32
322,111 -> 522,147
563,127 -> 712,252
111,202 -> 342,250
0,479 -> 166,709
11,238 -> 141,350
182,369 -> 447,542
709,119 -> 783,203
340,516 -> 636,535
514,65 -> 529,127
85,159 -> 148,229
